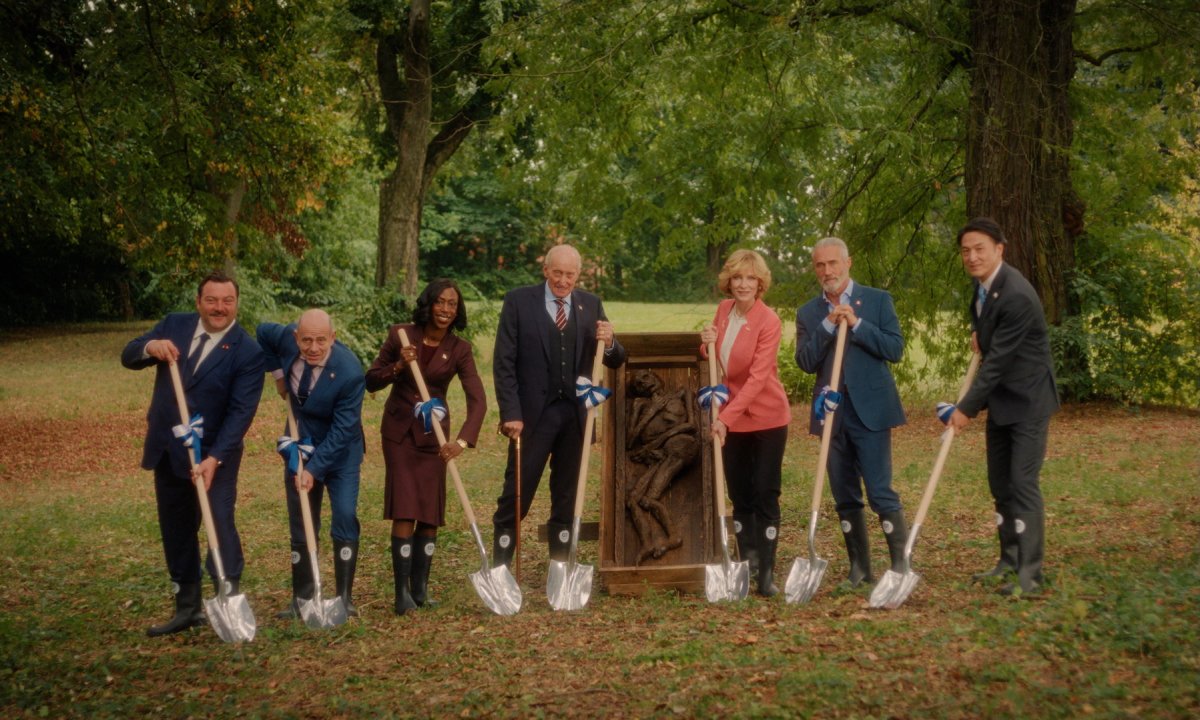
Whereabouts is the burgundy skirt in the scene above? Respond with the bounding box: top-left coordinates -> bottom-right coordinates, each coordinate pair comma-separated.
382,436 -> 447,527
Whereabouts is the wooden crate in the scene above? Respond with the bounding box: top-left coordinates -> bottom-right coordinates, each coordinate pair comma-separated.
598,332 -> 723,595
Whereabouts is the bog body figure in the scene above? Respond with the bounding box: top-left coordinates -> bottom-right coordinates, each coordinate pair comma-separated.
257,309 -> 366,617
121,271 -> 265,636
490,245 -> 627,568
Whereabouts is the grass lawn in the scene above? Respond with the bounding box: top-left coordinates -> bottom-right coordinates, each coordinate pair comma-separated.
0,315 -> 1197,718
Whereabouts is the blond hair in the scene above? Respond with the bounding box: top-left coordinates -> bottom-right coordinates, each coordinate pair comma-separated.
717,249 -> 772,298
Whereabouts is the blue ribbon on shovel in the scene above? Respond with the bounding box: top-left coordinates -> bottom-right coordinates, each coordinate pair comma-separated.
276,436 -> 315,475
936,401 -> 958,425
575,376 -> 612,409
172,414 -> 205,466
697,384 -> 729,409
413,398 -> 447,434
812,386 -> 842,425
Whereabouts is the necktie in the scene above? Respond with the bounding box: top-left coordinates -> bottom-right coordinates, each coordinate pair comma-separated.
185,333 -> 210,376
976,284 -> 988,312
554,298 -> 567,331
297,362 -> 315,405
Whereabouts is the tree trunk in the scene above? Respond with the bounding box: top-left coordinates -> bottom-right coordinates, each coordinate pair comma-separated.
374,0 -> 432,296
965,0 -> 1080,325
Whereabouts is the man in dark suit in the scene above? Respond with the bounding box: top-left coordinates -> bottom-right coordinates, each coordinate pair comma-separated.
258,309 -> 365,616
121,271 -> 265,636
491,244 -> 627,566
948,217 -> 1059,596
796,237 -> 909,587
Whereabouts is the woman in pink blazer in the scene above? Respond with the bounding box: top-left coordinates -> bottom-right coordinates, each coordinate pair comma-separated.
700,249 -> 792,596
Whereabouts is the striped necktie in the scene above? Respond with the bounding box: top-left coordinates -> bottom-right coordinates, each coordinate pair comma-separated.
554,298 -> 567,331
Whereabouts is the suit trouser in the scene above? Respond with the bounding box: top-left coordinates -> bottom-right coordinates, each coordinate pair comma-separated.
722,426 -> 788,526
283,466 -> 361,545
493,398 -> 583,528
153,453 -> 244,584
985,413 -> 1050,516
826,392 -> 901,515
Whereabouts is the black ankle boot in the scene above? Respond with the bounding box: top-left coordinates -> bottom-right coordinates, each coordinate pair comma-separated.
733,514 -> 759,578
1000,512 -> 1045,596
974,509 -> 1019,582
757,521 -> 779,597
547,521 -> 572,562
277,543 -> 314,619
147,581 -> 205,637
391,536 -> 418,615
879,511 -> 909,573
411,534 -> 437,608
334,539 -> 359,617
838,509 -> 873,587
492,525 -> 516,569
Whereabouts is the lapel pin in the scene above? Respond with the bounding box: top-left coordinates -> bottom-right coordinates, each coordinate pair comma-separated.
221,344 -> 230,350
442,353 -> 448,360
329,372 -> 336,380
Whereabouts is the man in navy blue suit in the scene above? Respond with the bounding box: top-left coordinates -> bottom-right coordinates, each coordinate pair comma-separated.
122,271 -> 265,636
947,217 -> 1059,596
257,310 -> 365,616
796,237 -> 908,588
491,244 -> 627,567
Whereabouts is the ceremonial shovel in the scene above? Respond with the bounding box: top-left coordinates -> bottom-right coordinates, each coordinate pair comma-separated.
702,343 -> 750,602
398,329 -> 522,616
784,319 -> 849,605
869,351 -> 981,610
167,361 -> 257,643
282,404 -> 348,628
547,341 -> 608,611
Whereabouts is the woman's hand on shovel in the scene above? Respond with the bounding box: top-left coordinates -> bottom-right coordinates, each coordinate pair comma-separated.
711,417 -> 728,447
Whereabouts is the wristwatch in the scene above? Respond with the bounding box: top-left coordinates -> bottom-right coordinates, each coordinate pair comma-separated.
456,438 -> 468,450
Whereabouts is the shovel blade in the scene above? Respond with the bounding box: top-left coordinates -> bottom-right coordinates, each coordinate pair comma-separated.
704,560 -> 749,602
298,595 -> 348,629
546,560 -> 593,611
204,592 -> 256,643
869,569 -> 920,610
784,556 -> 828,604
469,565 -> 523,616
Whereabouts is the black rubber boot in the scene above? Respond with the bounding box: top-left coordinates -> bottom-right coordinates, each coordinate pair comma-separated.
838,509 -> 873,587
973,509 -> 1019,582
733,514 -> 759,578
879,511 -> 909,573
410,534 -> 437,608
492,525 -> 516,569
277,543 -> 314,619
391,536 -> 418,616
547,521 -> 572,563
147,582 -> 205,637
756,521 -> 780,597
333,539 -> 359,617
1000,512 -> 1045,597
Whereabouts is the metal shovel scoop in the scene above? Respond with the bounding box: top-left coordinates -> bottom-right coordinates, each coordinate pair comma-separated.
284,406 -> 348,628
167,361 -> 257,643
547,341 -> 609,611
398,330 -> 522,616
785,320 -> 848,605
871,352 -> 980,610
702,343 -> 749,602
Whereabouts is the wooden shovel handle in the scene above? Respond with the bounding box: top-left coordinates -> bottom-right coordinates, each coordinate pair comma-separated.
398,329 -> 479,528
571,341 -> 608,520
284,405 -> 322,561
167,360 -> 227,581
706,343 -> 732,523
910,351 -> 982,528
809,320 -> 850,514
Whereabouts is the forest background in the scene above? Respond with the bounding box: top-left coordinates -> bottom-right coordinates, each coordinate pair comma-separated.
2,0 -> 1199,403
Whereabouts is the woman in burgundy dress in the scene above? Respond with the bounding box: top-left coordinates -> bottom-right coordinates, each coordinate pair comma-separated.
366,279 -> 487,615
